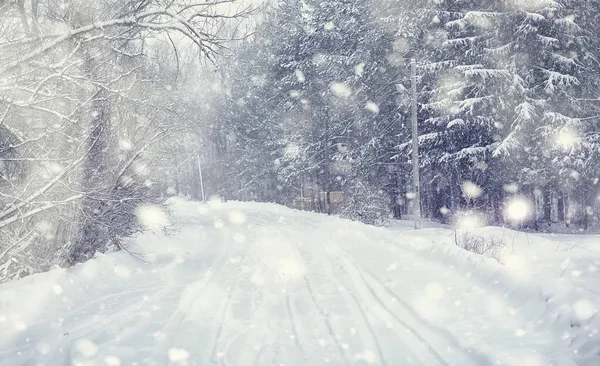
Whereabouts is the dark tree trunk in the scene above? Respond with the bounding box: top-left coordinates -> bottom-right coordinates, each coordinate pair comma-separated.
557,192 -> 565,222
543,188 -> 552,222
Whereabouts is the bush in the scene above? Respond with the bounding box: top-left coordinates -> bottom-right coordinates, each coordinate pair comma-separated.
454,230 -> 508,263
340,181 -> 390,226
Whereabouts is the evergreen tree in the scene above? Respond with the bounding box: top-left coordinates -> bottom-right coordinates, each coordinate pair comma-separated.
222,0 -> 400,221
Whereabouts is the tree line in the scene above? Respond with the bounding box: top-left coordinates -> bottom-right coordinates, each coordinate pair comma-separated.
203,0 -> 600,228
2,0 -> 600,281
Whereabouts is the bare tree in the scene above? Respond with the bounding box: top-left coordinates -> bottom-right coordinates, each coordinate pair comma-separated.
0,0 -> 255,281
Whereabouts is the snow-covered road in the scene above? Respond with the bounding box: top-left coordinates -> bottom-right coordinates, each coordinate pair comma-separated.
0,199 -> 594,365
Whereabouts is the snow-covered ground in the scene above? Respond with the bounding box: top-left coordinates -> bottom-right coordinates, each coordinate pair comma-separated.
0,198 -> 598,365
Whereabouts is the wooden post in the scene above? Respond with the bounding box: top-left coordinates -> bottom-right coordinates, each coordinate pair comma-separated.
197,154 -> 206,202
411,58 -> 422,230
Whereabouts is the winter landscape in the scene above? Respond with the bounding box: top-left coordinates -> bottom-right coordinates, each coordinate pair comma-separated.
1,0 -> 599,365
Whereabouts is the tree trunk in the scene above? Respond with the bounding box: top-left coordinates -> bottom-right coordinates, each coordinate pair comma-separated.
543,188 -> 552,222
557,192 -> 565,222
582,188 -> 588,230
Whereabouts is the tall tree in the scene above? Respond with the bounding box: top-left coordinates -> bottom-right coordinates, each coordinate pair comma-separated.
0,0 -> 251,281
221,0 -> 401,221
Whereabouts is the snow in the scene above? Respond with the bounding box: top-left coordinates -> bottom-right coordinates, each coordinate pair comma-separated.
556,128 -> 579,149
387,223 -> 600,365
330,82 -> 353,98
135,204 -> 170,230
365,101 -> 380,114
504,197 -> 532,222
0,198 -> 597,365
295,69 -> 305,83
461,181 -> 483,199
454,211 -> 487,229
354,62 -> 365,76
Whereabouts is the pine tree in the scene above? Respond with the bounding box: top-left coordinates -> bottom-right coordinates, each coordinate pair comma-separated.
222,0 -> 400,220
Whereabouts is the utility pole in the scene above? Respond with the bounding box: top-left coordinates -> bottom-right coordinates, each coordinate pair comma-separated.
410,58 -> 422,229
197,153 -> 206,202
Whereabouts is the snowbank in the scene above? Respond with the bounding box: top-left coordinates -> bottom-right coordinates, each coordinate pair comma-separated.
0,198 -> 596,365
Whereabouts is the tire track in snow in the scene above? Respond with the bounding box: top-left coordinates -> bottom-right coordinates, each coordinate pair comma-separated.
220,272 -> 267,366
209,246 -> 248,365
9,281 -> 176,366
280,231 -> 351,365
325,255 -> 388,366
222,326 -> 253,366
145,239 -> 242,365
330,247 -> 449,365
357,265 -> 491,365
159,245 -> 232,335
329,246 -> 490,366
216,221 -> 310,366
208,211 -> 482,366
302,275 -> 350,366
254,343 -> 267,366
285,225 -> 384,366
285,290 -> 307,360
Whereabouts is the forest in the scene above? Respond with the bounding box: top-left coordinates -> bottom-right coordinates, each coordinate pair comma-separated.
1,0 -> 600,281
202,0 -> 600,229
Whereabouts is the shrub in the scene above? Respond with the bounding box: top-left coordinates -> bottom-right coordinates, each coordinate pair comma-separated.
454,230 -> 508,263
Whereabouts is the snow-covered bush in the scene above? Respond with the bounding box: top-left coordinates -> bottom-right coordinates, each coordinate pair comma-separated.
454,230 -> 508,263
340,182 -> 390,226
